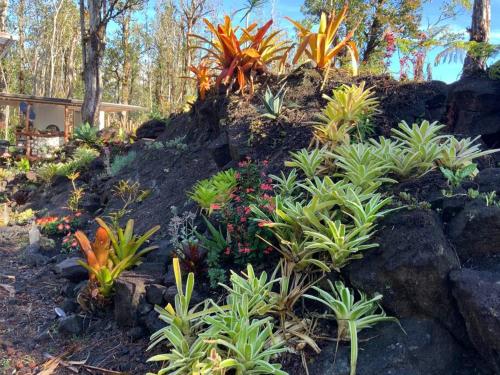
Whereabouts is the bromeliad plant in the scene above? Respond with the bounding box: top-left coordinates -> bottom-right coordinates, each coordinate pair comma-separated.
75,227 -> 129,298
148,258 -> 214,375
189,61 -> 212,100
74,122 -> 99,146
438,135 -> 500,170
95,217 -> 160,267
286,6 -> 359,73
305,281 -> 399,375
312,82 -> 380,148
190,16 -> 291,94
260,83 -> 288,120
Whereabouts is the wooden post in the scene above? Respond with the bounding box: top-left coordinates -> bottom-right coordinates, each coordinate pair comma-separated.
64,106 -> 69,142
25,102 -> 30,156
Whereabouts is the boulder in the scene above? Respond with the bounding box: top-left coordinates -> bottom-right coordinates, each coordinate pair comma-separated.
24,243 -> 49,267
307,318 -> 485,375
207,132 -> 232,167
142,309 -> 165,335
446,77 -> 500,141
146,284 -> 167,306
450,268 -> 500,373
113,271 -> 156,327
476,168 -> 500,194
54,257 -> 87,282
447,201 -> 500,261
136,119 -> 167,139
345,209 -> 465,340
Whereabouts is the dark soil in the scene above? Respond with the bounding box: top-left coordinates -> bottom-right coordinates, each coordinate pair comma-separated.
0,225 -> 160,374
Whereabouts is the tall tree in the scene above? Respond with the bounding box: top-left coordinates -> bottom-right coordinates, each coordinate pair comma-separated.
462,0 -> 490,76
78,0 -> 142,126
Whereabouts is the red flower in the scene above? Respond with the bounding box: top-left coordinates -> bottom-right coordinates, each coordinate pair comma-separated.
244,206 -> 251,215
57,224 -> 64,231
65,224 -> 71,230
239,247 -> 251,254
262,160 -> 269,166
240,217 -> 247,223
75,212 -> 82,217
224,247 -> 231,255
246,188 -> 254,193
260,183 -> 273,191
210,204 -> 221,210
227,224 -> 234,233
264,246 -> 273,255
235,172 -> 241,179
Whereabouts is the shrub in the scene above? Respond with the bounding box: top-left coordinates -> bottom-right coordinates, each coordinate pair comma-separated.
110,150 -> 136,176
331,143 -> 396,190
148,261 -> 288,375
15,158 -> 30,173
440,164 -> 477,189
56,146 -> 99,177
36,162 -> 60,183
206,160 -> 276,266
391,120 -> 445,170
488,60 -> 500,80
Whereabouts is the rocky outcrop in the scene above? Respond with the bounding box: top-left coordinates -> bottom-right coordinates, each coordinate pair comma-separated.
113,271 -> 155,327
446,77 -> 500,151
450,268 -> 500,373
136,119 -> 168,139
345,209 -> 465,340
54,257 -> 88,282
308,318 -> 485,375
446,201 -> 500,262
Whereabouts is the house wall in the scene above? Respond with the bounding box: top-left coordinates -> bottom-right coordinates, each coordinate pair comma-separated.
28,103 -> 107,132
32,103 -> 65,132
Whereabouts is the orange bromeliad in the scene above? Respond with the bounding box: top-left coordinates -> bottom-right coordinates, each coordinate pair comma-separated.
189,16 -> 291,94
189,61 -> 212,100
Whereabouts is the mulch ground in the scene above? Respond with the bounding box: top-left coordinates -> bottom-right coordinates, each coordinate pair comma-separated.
0,225 -> 154,375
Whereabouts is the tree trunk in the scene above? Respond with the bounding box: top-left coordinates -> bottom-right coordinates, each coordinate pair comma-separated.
80,0 -> 105,126
362,0 -> 385,63
463,0 -> 490,77
120,12 -> 131,129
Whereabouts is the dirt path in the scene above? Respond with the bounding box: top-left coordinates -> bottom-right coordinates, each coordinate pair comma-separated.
0,226 -> 154,375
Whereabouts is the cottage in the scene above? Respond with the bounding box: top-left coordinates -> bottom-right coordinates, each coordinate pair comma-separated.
0,93 -> 144,157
